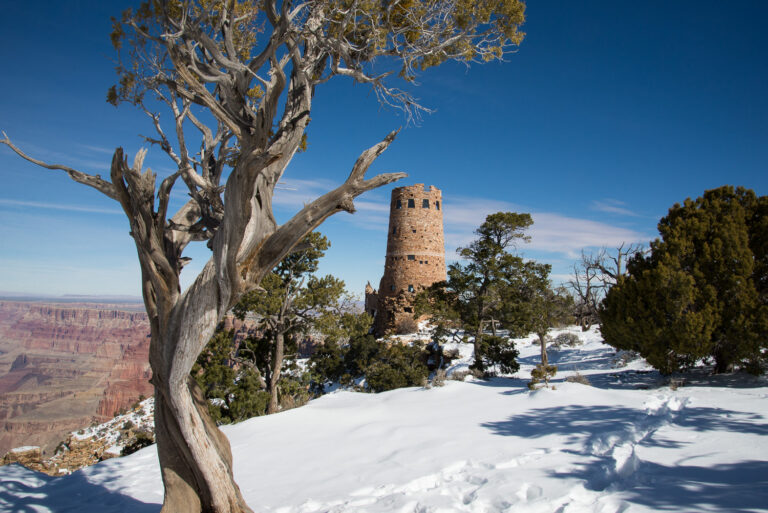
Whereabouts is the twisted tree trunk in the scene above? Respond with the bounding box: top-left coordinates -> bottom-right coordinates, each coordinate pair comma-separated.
0,128 -> 403,512
127,131 -> 401,512
267,330 -> 286,414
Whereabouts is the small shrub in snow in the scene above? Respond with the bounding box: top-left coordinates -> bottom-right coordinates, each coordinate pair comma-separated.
450,370 -> 469,382
122,420 -> 135,431
469,368 -> 485,380
613,350 -> 640,368
474,335 -> 520,375
552,332 -> 582,348
443,348 -> 460,362
432,369 -> 446,387
365,344 -> 429,393
311,335 -> 430,393
667,377 -> 686,390
121,431 -> 155,457
565,372 -> 591,386
395,317 -> 419,335
528,364 -> 557,390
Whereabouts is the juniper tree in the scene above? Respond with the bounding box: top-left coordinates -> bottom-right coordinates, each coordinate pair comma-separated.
416,212 -> 533,372
308,334 -> 429,392
232,232 -> 363,414
500,259 -> 572,386
601,186 -> 768,374
191,330 -> 270,423
1,1 -> 526,511
568,244 -> 644,330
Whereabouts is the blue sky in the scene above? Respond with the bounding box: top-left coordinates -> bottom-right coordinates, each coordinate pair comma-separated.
1,1 -> 767,299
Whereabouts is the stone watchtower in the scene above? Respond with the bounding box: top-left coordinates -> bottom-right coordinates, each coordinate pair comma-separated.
366,184 -> 446,336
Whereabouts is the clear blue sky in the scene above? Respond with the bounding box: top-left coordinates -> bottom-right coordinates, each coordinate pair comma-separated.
1,1 -> 767,299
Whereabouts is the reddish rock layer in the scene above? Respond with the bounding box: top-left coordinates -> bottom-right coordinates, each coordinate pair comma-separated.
0,301 -> 152,454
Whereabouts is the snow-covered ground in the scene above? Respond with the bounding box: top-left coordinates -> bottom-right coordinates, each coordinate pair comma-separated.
2,327 -> 767,513
70,398 -> 155,458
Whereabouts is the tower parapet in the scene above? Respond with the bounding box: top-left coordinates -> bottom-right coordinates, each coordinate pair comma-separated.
371,184 -> 446,335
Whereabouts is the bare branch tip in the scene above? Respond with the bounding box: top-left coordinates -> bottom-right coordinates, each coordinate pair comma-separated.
133,147 -> 149,170
385,128 -> 401,143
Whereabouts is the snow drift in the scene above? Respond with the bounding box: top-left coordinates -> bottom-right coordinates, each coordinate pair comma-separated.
1,327 -> 767,513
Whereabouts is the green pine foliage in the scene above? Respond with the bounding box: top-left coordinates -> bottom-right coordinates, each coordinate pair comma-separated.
307,341 -> 347,392
528,364 -> 558,390
364,344 -> 430,393
191,330 -> 270,424
232,232 -> 372,414
475,335 -> 520,374
601,186 -> 768,374
415,212 -> 573,375
309,335 -> 429,393
121,430 -> 155,457
414,212 -> 534,372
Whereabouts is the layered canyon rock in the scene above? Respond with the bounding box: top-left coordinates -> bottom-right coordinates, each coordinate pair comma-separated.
0,300 -> 152,455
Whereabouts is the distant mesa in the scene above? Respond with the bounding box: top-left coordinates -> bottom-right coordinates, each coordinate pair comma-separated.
366,184 -> 447,336
0,292 -> 144,307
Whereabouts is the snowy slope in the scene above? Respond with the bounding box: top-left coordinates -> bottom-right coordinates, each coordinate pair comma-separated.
2,328 -> 767,513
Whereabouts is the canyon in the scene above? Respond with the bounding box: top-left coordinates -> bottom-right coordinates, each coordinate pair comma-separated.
0,300 -> 152,456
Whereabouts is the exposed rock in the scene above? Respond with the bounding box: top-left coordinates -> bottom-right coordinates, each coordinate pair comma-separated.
2,445 -> 42,467
0,301 -> 152,455
0,398 -> 155,476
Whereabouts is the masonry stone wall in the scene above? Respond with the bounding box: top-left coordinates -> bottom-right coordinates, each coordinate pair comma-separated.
367,184 -> 446,335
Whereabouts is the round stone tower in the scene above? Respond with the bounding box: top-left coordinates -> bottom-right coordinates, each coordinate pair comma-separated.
372,184 -> 446,335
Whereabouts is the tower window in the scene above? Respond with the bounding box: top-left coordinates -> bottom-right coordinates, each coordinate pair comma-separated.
407,255 -> 415,260
396,199 -> 402,209
435,201 -> 440,210
390,284 -> 395,291
404,307 -> 413,313
422,199 -> 430,208
407,198 -> 415,208
392,226 -> 397,234
408,284 -> 414,292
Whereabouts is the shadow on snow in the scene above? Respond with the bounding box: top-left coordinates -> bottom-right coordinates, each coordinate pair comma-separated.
481,403 -> 768,513
0,465 -> 159,513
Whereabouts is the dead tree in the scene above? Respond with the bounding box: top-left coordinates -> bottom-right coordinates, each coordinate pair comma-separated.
568,253 -> 602,331
1,2 -> 525,512
569,243 -> 644,330
591,242 -> 645,287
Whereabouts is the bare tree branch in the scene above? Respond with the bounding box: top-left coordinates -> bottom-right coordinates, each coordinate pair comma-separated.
1,131 -> 118,200
248,130 -> 406,287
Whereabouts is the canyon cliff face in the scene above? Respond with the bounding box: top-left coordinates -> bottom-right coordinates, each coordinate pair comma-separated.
0,301 -> 152,455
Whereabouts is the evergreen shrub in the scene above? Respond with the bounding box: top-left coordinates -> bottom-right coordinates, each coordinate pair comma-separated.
309,335 -> 429,393
552,332 -> 582,348
528,364 -> 557,390
474,335 -> 520,374
602,186 -> 768,374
